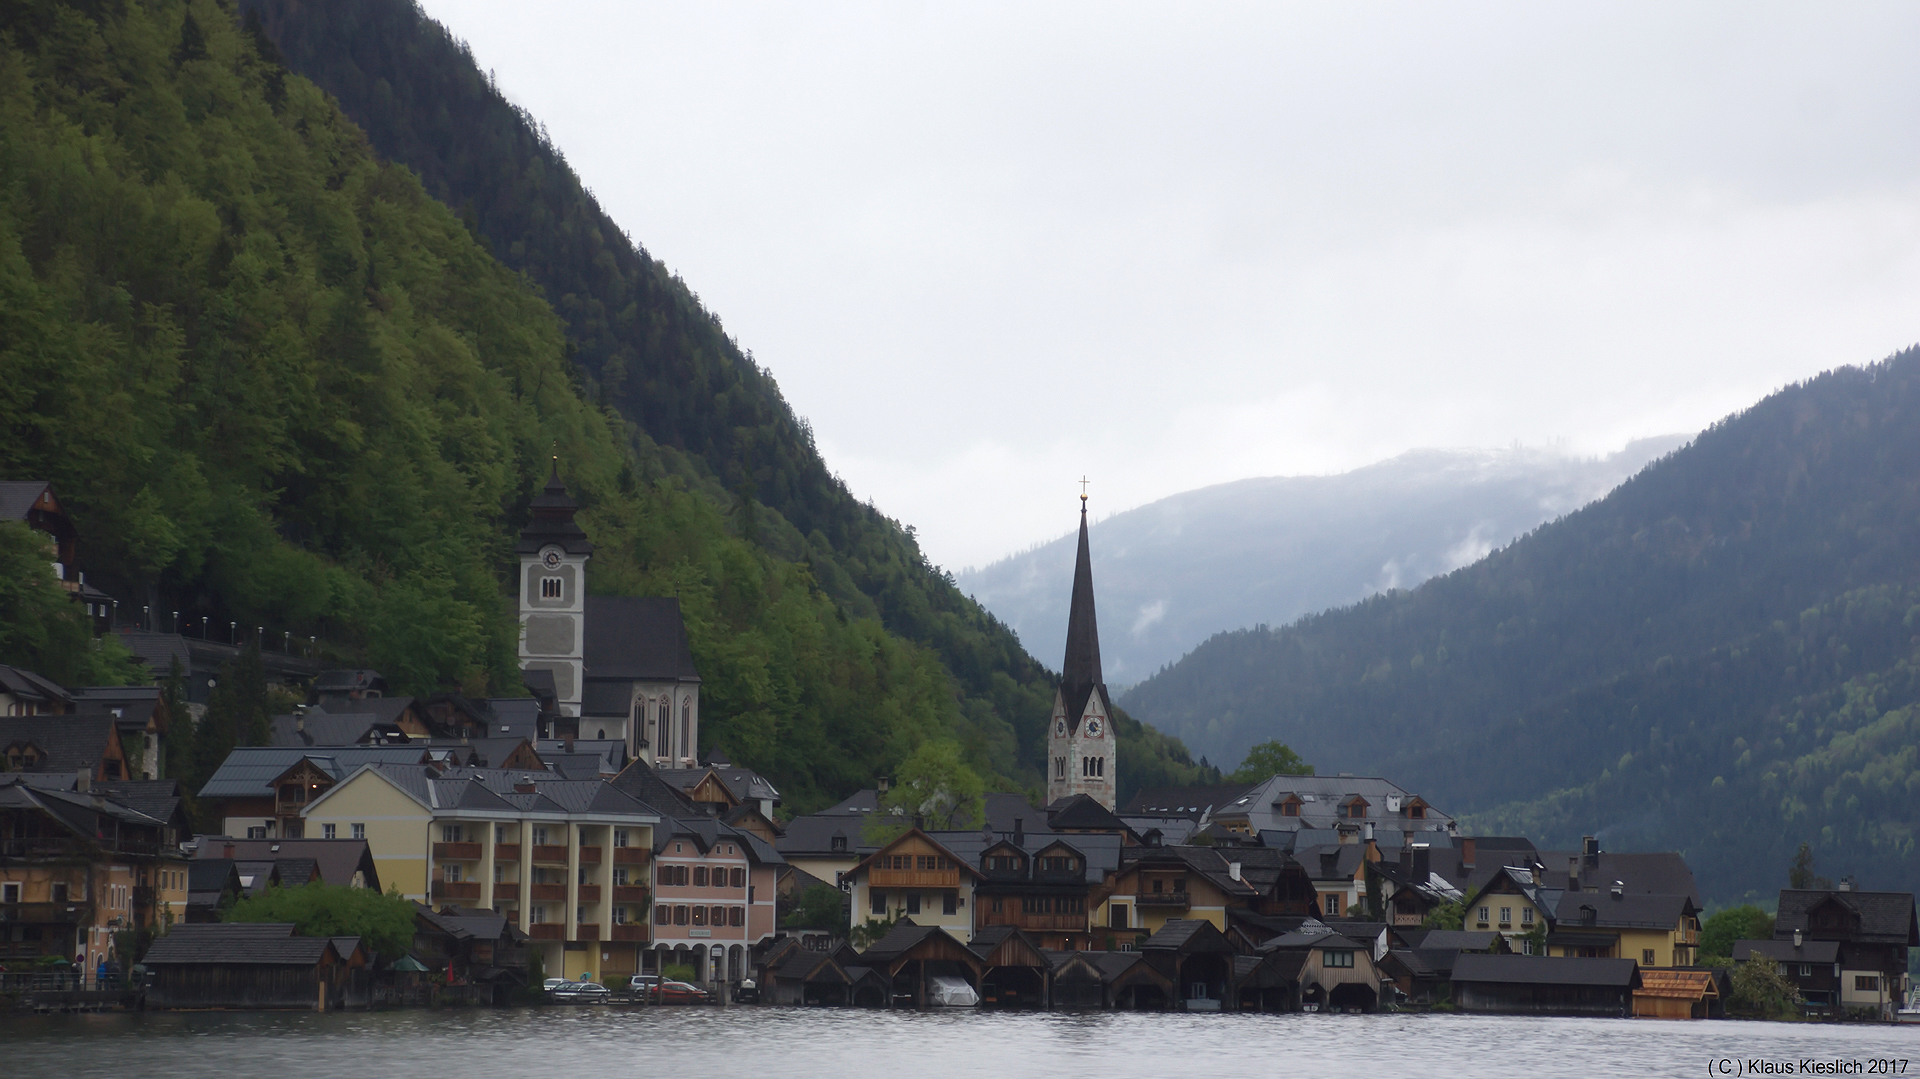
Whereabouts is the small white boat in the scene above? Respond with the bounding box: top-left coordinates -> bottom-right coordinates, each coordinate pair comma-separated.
927,975 -> 979,1007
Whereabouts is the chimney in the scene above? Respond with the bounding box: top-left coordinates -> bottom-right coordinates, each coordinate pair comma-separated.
1013,817 -> 1024,845
1839,876 -> 1854,893
1582,835 -> 1600,870
1229,861 -> 1243,882
1363,822 -> 1374,843
1794,929 -> 1803,949
224,843 -> 235,859
1460,837 -> 1476,872
877,777 -> 890,794
1568,856 -> 1581,893
1411,845 -> 1431,882
1610,880 -> 1623,899
514,775 -> 536,794
75,770 -> 90,793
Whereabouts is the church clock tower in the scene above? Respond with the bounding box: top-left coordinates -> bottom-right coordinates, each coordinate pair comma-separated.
516,460 -> 593,715
1047,492 -> 1115,810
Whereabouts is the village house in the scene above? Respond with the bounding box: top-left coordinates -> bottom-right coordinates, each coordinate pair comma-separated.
1093,844 -> 1260,946
295,761 -> 661,985
1732,935 -> 1842,1014
1766,883 -> 1918,1019
1549,889 -> 1700,966
843,828 -> 982,943
143,922 -> 369,1010
649,815 -> 784,986
0,776 -> 189,972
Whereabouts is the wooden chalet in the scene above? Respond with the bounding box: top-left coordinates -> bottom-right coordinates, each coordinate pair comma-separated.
974,835 -> 1096,949
1139,918 -> 1239,1011
1254,926 -> 1382,1012
969,925 -> 1051,1007
143,922 -> 369,1011
1633,968 -> 1720,1019
845,829 -> 981,942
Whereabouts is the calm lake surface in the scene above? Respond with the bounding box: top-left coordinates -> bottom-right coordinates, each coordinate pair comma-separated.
3,1007 -> 1916,1078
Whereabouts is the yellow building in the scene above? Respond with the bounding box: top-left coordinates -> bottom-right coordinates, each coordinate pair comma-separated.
1462,866 -> 1555,954
303,764 -> 658,983
1549,890 -> 1700,966
844,830 -> 980,944
1090,847 -> 1259,947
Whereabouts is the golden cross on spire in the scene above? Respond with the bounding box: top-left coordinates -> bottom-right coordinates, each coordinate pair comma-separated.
1078,476 -> 1090,503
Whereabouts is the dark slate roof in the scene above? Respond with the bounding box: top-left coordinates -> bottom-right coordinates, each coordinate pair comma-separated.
925,828 -> 1121,885
1141,919 -> 1232,953
189,859 -> 239,893
821,789 -> 881,814
609,758 -> 696,815
310,670 -> 386,697
580,681 -> 634,717
859,920 -> 962,964
91,779 -> 184,827
1775,889 -> 1919,945
1408,930 -> 1505,953
1451,953 -> 1638,988
193,838 -> 380,891
1120,784 -> 1255,820
515,464 -> 593,556
1045,794 -> 1131,833
1733,938 -> 1841,964
486,697 -> 546,740
268,711 -> 394,747
310,696 -> 416,725
144,923 -> 344,966
71,686 -> 163,735
582,597 -> 699,682
0,480 -> 53,521
1058,504 -> 1104,730
1257,929 -> 1367,953
115,630 -> 192,678
197,746 -> 429,799
1535,851 -> 1700,904
0,664 -> 71,706
1117,844 -> 1261,897
777,812 -> 872,859
275,858 -> 321,886
1553,892 -> 1695,931
0,715 -> 116,774
1299,843 -> 1368,882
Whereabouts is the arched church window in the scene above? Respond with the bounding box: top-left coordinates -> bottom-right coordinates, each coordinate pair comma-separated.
681,699 -> 692,758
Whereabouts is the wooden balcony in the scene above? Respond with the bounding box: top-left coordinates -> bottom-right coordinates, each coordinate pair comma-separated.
577,885 -> 601,904
494,844 -> 521,862
576,846 -> 602,865
531,844 -> 569,863
530,883 -> 569,902
612,885 -> 650,903
575,923 -> 600,941
610,924 -> 648,942
870,869 -> 961,889
433,841 -> 482,861
613,847 -> 649,866
529,924 -> 564,940
1136,890 -> 1190,910
432,880 -> 482,901
982,911 -> 1087,933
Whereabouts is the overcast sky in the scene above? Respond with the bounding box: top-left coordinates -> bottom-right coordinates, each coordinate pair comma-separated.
425,1 -> 1920,570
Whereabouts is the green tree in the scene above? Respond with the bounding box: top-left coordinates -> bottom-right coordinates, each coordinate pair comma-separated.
1227,740 -> 1314,785
876,740 -> 984,833
1421,901 -> 1465,931
226,883 -> 417,961
850,914 -> 900,950
1727,954 -> 1800,1019
1788,843 -> 1833,891
781,883 -> 848,932
0,522 -> 143,686
1698,905 -> 1775,966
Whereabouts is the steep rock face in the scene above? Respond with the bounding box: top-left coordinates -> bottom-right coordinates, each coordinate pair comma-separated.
1122,349 -> 1920,901
963,439 -> 1683,684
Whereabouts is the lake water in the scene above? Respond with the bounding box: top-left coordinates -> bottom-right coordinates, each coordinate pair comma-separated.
3,1007 -> 1916,1079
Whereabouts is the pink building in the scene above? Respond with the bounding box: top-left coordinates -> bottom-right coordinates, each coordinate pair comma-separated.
648,817 -> 783,985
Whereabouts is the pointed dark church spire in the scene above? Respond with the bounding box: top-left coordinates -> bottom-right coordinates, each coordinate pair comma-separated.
1061,493 -> 1103,690
516,455 -> 593,556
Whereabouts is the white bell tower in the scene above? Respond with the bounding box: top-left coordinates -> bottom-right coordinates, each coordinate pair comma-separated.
517,460 -> 593,715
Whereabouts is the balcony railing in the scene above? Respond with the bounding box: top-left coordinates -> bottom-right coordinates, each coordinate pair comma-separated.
494,844 -> 521,862
575,923 -> 600,941
576,846 -> 602,865
983,911 -> 1087,933
612,885 -> 650,903
529,924 -> 564,940
0,837 -> 164,859
613,848 -> 649,866
870,869 -> 961,888
0,901 -> 94,924
1136,891 -> 1190,909
530,845 -> 569,863
577,885 -> 601,904
610,924 -> 648,942
530,884 -> 568,902
431,881 -> 481,901
433,842 -> 482,861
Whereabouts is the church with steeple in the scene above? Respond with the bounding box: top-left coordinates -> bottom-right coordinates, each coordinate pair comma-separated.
1046,492 -> 1115,810
516,461 -> 703,768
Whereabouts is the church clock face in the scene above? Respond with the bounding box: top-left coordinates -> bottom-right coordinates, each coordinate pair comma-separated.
543,550 -> 562,568
1086,718 -> 1102,737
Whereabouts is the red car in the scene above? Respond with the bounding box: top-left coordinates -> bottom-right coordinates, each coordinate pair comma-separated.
654,980 -> 713,1004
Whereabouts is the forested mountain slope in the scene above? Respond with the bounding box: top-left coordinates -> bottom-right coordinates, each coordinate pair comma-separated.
962,438 -> 1682,685
0,0 -> 1209,809
1122,350 -> 1920,901
237,0 -> 1216,803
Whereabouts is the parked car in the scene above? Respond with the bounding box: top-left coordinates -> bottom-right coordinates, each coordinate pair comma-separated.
655,980 -> 713,1004
542,977 -> 569,994
733,977 -> 758,1004
627,973 -> 662,995
551,980 -> 611,1004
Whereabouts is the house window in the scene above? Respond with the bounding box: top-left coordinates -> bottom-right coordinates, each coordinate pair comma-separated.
5,882 -> 23,904
1324,950 -> 1355,968
1281,802 -> 1300,817
831,835 -> 847,853
496,824 -> 511,844
533,827 -> 550,846
1642,949 -> 1656,965
694,867 -> 709,888
613,829 -> 628,848
612,907 -> 628,925
655,903 -> 670,925
710,905 -> 726,925
730,868 -> 745,888
1111,905 -> 1129,929
943,891 -> 957,916
692,906 -> 707,926
531,905 -> 548,923
1324,894 -> 1341,916
1857,976 -> 1881,992
1801,965 -> 1813,977
729,907 -> 744,927
352,824 -> 365,840
1408,805 -> 1426,819
541,577 -> 562,599
1499,906 -> 1512,926
613,868 -> 629,886
323,824 -> 336,840
1522,908 -> 1533,925
445,864 -> 463,883
1478,906 -> 1490,925
907,893 -> 921,915
494,864 -> 505,884
674,905 -> 690,925
443,825 -> 463,843
247,826 -> 268,840
871,889 -> 886,916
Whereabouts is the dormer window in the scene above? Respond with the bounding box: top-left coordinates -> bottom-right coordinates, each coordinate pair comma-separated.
830,835 -> 847,853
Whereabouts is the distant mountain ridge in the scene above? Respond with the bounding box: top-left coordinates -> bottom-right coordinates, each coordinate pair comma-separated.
1118,349 -> 1920,902
960,438 -> 1685,684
